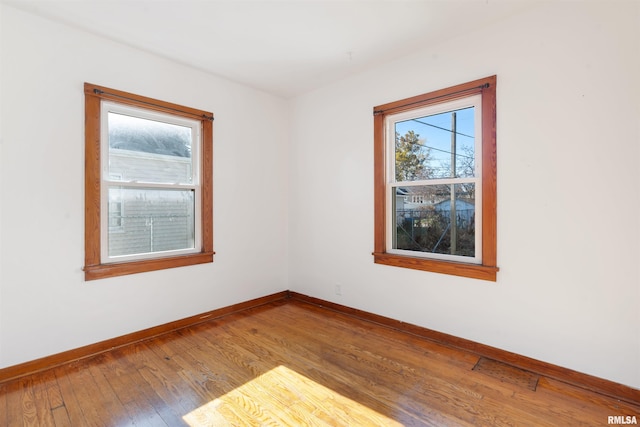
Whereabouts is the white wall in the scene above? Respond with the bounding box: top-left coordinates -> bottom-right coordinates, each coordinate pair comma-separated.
0,5 -> 289,368
1,1 -> 639,391
289,2 -> 640,388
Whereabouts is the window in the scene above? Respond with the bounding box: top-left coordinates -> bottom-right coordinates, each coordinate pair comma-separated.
373,76 -> 498,281
84,83 -> 214,280
411,195 -> 425,204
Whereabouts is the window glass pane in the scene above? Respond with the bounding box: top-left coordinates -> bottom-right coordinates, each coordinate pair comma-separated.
108,187 -> 195,257
108,112 -> 193,184
393,184 -> 475,257
395,107 -> 475,181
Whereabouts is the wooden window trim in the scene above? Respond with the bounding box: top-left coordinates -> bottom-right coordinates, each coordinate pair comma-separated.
373,76 -> 498,281
84,83 -> 214,281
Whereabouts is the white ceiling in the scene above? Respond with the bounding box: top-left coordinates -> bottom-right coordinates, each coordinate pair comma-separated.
5,0 -> 538,98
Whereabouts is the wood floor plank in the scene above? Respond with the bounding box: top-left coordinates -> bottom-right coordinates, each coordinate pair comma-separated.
231,305 -> 478,416
85,357 -> 138,426
53,364 -> 92,427
181,328 -> 346,426
95,350 -> 168,427
216,304 -> 474,426
30,370 -> 58,426
59,360 -> 125,427
2,383 -> 18,426
177,309 -> 433,426
238,308 -> 463,424
2,380 -> 23,426
43,370 -> 65,412
18,378 -> 39,426
534,377 -> 640,422
0,382 -> 7,426
286,301 -> 616,425
50,405 -> 72,427
0,375 -> 57,427
133,341 -> 205,421
271,301 -> 481,375
1,299 -> 638,426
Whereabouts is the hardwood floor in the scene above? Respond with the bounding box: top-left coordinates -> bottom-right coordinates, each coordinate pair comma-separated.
1,299 -> 638,426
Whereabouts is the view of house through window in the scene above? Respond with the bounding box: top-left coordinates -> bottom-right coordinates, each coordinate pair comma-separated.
389,98 -> 481,263
104,106 -> 200,261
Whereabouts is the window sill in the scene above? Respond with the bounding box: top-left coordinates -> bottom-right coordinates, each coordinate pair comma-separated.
84,252 -> 214,281
372,252 -> 498,281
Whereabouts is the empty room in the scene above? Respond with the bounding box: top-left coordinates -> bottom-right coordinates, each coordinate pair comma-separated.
0,0 -> 639,425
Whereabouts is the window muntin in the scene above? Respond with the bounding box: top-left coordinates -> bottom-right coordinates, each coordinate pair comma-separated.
101,102 -> 202,263
373,76 -> 497,281
386,96 -> 482,264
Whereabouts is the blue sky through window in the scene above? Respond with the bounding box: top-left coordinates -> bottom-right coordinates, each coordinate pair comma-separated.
395,106 -> 475,179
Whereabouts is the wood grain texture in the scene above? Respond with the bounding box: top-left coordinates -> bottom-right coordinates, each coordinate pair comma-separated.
291,291 -> 640,406
473,357 -> 539,391
83,90 -> 102,271
0,297 -> 637,426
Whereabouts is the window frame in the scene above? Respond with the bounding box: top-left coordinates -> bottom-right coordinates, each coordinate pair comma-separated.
84,83 -> 214,281
373,76 -> 498,281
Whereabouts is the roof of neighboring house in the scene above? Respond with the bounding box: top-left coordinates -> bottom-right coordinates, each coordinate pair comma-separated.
109,127 -> 191,158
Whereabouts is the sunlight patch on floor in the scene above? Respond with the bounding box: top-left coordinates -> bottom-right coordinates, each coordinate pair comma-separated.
183,365 -> 402,426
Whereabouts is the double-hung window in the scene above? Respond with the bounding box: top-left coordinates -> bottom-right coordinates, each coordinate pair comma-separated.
373,76 -> 498,281
84,84 -> 214,280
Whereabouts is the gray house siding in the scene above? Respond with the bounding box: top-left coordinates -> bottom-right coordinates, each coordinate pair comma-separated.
108,150 -> 195,257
